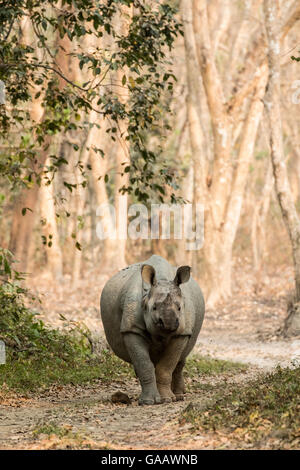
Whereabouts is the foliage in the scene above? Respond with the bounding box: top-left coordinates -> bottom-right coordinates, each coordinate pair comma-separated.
181,365 -> 300,448
0,281 -> 132,392
0,0 -> 182,200
32,422 -> 81,439
185,354 -> 247,378
0,247 -> 25,281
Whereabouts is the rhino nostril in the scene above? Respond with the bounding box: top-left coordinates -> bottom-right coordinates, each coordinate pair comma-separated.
157,317 -> 179,331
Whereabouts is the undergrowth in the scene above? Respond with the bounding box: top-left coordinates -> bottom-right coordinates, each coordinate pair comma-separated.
181,365 -> 300,448
0,282 -> 133,393
185,355 -> 247,377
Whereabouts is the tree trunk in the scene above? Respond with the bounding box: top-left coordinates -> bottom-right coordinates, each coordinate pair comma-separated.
89,113 -> 120,271
264,0 -> 300,335
8,17 -> 48,273
193,0 -> 232,229
71,149 -> 89,286
251,160 -> 273,274
111,4 -> 133,269
40,158 -> 63,281
9,15 -> 70,274
222,65 -> 268,267
181,0 -> 206,279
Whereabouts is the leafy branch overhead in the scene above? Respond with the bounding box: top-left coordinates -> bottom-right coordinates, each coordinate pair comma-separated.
0,0 -> 182,199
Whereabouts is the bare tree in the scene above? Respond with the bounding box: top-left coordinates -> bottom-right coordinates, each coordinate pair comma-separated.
180,0 -> 269,304
264,0 -> 300,335
9,17 -> 50,273
180,0 -> 300,306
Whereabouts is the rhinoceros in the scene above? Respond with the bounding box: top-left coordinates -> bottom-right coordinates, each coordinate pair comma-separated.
100,255 -> 205,405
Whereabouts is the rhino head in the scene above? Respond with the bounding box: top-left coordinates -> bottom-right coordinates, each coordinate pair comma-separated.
141,264 -> 191,336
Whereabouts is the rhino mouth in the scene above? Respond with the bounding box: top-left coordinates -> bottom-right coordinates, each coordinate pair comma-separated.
154,317 -> 179,333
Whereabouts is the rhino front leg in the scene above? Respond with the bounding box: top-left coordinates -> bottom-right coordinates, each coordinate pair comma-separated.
123,333 -> 162,406
155,336 -> 189,403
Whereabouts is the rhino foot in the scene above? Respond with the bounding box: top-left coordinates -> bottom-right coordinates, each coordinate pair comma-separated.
160,396 -> 175,403
157,382 -> 177,403
138,392 -> 162,406
175,394 -> 185,401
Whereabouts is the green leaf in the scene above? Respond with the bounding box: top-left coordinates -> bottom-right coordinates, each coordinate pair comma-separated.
21,207 -> 32,216
129,77 -> 135,88
4,258 -> 11,276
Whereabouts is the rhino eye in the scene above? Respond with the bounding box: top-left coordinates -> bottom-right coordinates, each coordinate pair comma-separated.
153,304 -> 157,311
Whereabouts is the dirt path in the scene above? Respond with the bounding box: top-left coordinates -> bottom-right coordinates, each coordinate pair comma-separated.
0,332 -> 297,450
0,365 -> 261,450
197,334 -> 300,370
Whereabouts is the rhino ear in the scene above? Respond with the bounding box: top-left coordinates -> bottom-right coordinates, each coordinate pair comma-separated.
174,266 -> 191,286
141,264 -> 157,286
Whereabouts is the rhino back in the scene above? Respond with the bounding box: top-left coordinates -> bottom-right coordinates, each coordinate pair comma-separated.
143,255 -> 175,281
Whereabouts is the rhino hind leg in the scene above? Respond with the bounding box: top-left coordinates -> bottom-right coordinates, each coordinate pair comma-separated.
171,360 -> 186,401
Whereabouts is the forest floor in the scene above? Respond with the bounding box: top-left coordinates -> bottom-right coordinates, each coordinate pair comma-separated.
0,259 -> 299,450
